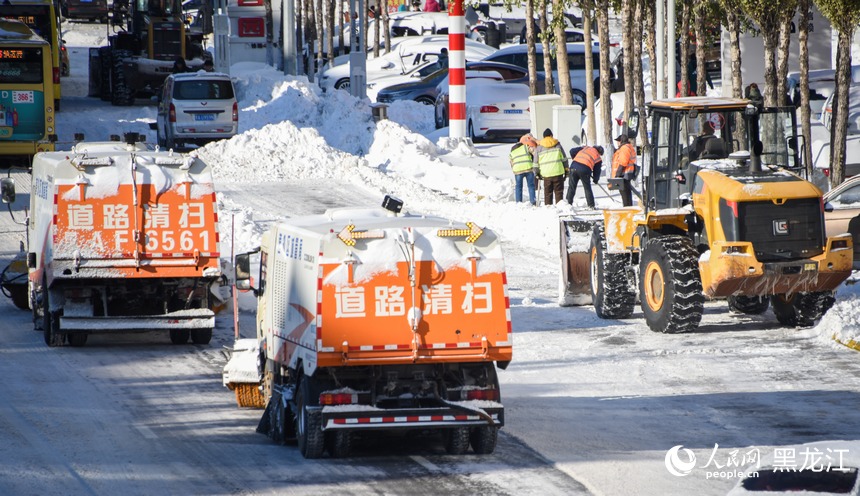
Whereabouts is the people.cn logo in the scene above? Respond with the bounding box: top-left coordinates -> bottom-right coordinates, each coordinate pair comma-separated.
773,219 -> 789,235
665,445 -> 697,477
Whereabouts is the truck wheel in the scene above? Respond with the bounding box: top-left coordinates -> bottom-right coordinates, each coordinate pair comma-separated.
41,283 -> 64,347
727,295 -> 770,315
98,47 -> 111,101
796,291 -> 835,322
589,226 -> 635,319
6,285 -> 29,310
67,333 -> 88,347
190,328 -> 212,344
110,49 -> 134,106
444,427 -> 470,455
169,329 -> 190,344
325,430 -> 351,458
296,378 -> 324,459
771,292 -> 834,327
268,390 -> 287,444
639,236 -> 704,334
469,426 -> 498,454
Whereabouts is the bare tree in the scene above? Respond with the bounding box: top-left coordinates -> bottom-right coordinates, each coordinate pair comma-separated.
596,0 -> 611,146
315,0 -> 323,70
678,2 -> 691,97
383,4 -> 391,53
693,2 -> 706,96
720,0 -> 744,99
337,0 -> 344,57
816,0 -> 860,185
526,0 -> 539,94
633,0 -> 648,153
582,1 -> 596,144
621,0 -> 634,119
798,0 -> 812,174
553,0 -> 572,104
539,0 -> 555,94
373,0 -> 381,57
737,0 -> 796,106
645,0 -> 657,101
326,0 -> 336,64
776,3 -> 797,105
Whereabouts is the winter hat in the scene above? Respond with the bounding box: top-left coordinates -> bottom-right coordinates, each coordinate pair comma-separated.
615,134 -> 629,144
595,145 -> 604,155
543,128 -> 553,138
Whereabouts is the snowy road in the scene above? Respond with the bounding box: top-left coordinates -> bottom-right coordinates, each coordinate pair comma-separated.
2,20 -> 860,496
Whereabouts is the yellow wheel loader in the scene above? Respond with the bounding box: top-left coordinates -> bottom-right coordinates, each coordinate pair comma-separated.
560,97 -> 853,332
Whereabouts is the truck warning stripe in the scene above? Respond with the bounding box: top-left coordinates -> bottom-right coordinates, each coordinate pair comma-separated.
332,414 -> 478,425
316,255 -> 324,343
347,342 -> 484,351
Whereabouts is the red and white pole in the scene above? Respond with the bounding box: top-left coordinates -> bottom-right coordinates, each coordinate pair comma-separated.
448,0 -> 466,138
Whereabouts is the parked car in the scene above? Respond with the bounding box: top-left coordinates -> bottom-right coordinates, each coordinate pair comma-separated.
155,72 -> 238,150
377,60 -> 542,106
320,35 -> 496,93
824,174 -> 860,269
518,21 -> 590,45
388,11 -> 453,37
480,42 -> 609,108
814,84 -> 860,179
464,3 -> 582,44
434,72 -> 531,141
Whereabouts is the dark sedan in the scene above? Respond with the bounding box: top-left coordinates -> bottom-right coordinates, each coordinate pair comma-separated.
376,60 -> 543,106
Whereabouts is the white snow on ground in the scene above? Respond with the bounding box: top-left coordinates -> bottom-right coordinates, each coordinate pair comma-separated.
54,23 -> 860,496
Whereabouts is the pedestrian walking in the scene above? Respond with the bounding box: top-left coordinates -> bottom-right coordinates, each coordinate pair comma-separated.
534,128 -> 569,205
611,134 -> 638,207
566,144 -> 604,209
510,134 -> 537,205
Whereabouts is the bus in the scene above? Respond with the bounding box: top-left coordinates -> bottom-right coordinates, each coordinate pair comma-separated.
0,18 -> 56,161
0,0 -> 62,110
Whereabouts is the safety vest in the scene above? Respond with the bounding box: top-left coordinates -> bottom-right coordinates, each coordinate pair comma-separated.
574,147 -> 601,170
538,146 -> 566,178
509,144 -> 533,174
612,143 -> 636,178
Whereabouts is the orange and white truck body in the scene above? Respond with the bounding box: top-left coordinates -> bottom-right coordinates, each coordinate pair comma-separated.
246,205 -> 512,456
28,141 -> 221,344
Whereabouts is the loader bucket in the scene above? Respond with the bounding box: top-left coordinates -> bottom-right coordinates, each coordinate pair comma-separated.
558,213 -> 602,306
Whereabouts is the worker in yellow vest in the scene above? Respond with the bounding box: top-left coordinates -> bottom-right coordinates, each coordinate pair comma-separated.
533,128 -> 569,205
509,134 -> 537,205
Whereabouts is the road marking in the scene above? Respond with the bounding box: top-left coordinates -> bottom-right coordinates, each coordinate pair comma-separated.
135,424 -> 158,439
410,455 -> 441,473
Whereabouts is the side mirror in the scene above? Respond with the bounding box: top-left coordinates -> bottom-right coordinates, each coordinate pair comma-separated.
234,250 -> 259,294
824,201 -> 834,213
1,177 -> 15,204
627,111 -> 640,138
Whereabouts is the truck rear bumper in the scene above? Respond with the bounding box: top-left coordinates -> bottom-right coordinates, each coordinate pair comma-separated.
320,405 -> 503,430
60,311 -> 214,332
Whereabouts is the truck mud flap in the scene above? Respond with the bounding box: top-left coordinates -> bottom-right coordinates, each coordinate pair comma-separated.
320,405 -> 503,431
559,214 -> 602,306
59,311 -> 214,331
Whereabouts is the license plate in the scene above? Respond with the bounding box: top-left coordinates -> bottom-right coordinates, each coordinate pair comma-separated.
503,109 -> 522,114
194,113 -> 216,121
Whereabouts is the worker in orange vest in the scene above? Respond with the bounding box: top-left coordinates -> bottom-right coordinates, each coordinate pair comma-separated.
566,145 -> 604,209
611,134 -> 638,207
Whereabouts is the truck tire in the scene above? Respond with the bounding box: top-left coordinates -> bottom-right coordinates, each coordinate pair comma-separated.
296,378 -> 324,459
6,285 -> 29,310
771,292 -> 834,327
469,426 -> 498,454
589,226 -> 635,319
67,333 -> 88,347
639,236 -> 704,334
98,46 -> 112,101
444,427 -> 470,455
325,430 -> 351,458
169,329 -> 190,344
727,295 -> 770,315
268,390 -> 288,445
190,328 -> 212,345
111,49 -> 135,106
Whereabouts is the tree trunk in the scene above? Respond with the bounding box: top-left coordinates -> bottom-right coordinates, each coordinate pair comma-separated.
315,0 -> 323,68
830,29 -> 853,186
526,0 -> 538,95
326,0 -> 335,64
621,0 -> 633,120
798,0 -> 812,175
553,0 -> 572,104
727,8 -> 742,99
776,11 -> 793,106
694,4 -> 706,96
634,0 -> 648,152
645,0 -> 657,101
679,2 -> 690,97
761,29 -> 779,106
584,5 -> 596,144
383,4 -> 390,53
596,0 -> 611,147
337,0 -> 344,57
373,0 -> 381,57
539,0 -> 554,94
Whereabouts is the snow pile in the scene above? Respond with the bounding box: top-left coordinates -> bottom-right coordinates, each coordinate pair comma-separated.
814,289 -> 860,349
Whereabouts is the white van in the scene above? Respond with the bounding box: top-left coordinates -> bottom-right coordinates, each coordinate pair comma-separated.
156,72 -> 238,150
480,42 -> 609,107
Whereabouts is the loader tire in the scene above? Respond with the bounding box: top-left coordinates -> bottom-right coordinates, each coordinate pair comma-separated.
110,49 -> 134,106
296,378 -> 324,459
190,328 -> 212,345
469,426 -> 498,454
169,329 -> 190,344
98,46 -> 112,101
325,430 -> 351,458
444,427 -> 470,455
589,226 -> 635,319
771,292 -> 834,327
639,236 -> 704,334
727,295 -> 770,315
7,285 -> 29,310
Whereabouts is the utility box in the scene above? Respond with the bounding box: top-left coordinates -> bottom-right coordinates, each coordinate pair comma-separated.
529,94 -> 561,138
553,104 -> 582,157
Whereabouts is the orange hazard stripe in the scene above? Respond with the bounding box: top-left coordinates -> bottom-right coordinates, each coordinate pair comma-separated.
332,414 -> 478,425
